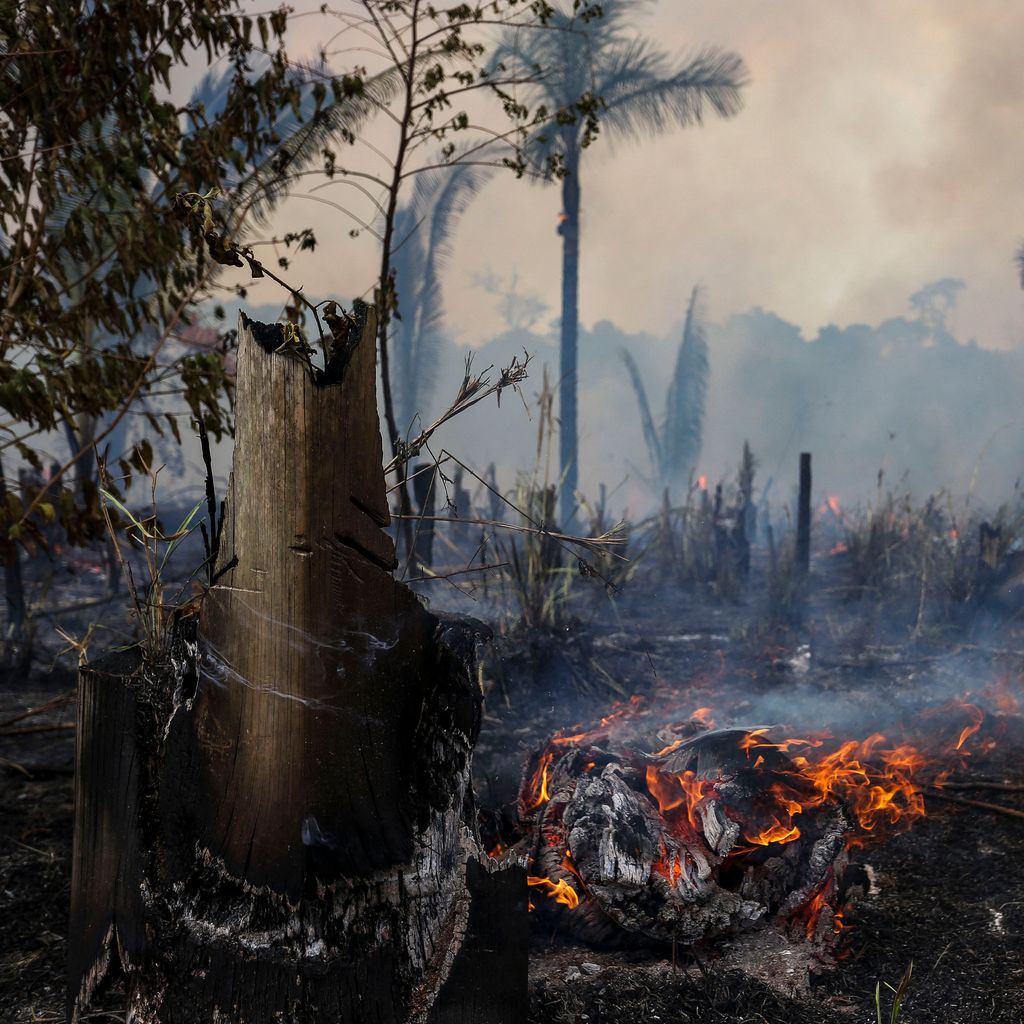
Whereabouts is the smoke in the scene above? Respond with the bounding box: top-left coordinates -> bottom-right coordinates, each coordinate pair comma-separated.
424,292 -> 1024,517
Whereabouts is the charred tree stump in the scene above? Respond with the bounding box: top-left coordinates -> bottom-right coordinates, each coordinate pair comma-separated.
796,453 -> 812,579
69,305 -> 525,1024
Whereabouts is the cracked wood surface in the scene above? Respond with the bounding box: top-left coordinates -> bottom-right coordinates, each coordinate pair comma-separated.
187,305 -> 433,892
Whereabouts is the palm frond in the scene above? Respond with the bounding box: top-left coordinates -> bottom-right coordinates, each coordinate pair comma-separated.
662,285 -> 709,485
596,45 -> 747,143
229,62 -> 405,229
493,0 -> 746,180
620,347 -> 664,481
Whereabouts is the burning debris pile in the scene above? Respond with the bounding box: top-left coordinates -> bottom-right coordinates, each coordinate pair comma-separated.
507,695 -> 990,957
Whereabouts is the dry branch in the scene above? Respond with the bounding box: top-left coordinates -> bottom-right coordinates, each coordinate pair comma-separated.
927,787 -> 1024,821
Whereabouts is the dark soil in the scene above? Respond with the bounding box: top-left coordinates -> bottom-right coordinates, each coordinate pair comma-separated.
474,577 -> 1024,1024
522,771 -> 1024,1024
3,575 -> 1024,1023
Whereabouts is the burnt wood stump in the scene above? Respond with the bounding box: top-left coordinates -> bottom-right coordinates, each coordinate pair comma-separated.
69,306 -> 525,1024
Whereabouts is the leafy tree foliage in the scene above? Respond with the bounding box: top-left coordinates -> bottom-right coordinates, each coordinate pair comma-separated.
0,0 -> 608,638
1,2 -> 308,543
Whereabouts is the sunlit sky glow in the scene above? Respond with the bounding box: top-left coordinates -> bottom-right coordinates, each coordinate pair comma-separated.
244,0 -> 1024,352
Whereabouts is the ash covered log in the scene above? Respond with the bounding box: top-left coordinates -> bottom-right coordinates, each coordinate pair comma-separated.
519,723 -> 849,950
69,306 -> 525,1024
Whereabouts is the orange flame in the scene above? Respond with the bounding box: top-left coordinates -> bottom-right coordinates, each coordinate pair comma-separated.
645,766 -> 719,830
691,706 -> 716,728
920,700 -> 985,755
747,819 -> 801,846
801,880 -> 833,940
527,697 -> 649,807
526,751 -> 554,809
954,704 -> 984,751
779,733 -> 930,839
740,728 -> 827,755
527,874 -> 580,909
822,495 -> 842,517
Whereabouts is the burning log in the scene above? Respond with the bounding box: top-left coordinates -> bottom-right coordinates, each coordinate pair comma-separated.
519,724 -> 849,950
510,694 -> 976,958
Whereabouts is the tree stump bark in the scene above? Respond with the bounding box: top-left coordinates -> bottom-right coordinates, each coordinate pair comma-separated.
68,305 -> 525,1024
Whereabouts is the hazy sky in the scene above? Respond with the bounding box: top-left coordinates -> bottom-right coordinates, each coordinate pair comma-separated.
255,0 -> 1024,351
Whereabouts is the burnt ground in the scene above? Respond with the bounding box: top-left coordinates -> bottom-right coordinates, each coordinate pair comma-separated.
472,576 -> 1024,1024
521,782 -> 1024,1024
2,577 -> 1024,1022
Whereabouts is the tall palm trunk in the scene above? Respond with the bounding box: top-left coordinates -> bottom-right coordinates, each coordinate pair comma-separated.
558,140 -> 581,527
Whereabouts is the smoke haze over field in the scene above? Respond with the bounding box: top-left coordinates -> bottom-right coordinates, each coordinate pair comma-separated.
261,0 -> 1024,346
197,1 -> 1024,512
417,296 -> 1024,517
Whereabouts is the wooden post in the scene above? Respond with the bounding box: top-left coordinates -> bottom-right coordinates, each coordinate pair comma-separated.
69,306 -> 525,1024
796,452 -> 812,578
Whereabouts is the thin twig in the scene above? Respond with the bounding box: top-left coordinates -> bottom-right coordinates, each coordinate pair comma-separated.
939,781 -> 1024,794
0,691 -> 74,730
927,787 -> 1024,821
392,513 -> 626,558
405,561 -> 510,583
0,755 -> 31,776
0,722 -> 76,737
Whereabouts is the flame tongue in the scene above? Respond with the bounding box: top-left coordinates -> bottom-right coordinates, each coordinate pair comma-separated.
517,696 -> 993,931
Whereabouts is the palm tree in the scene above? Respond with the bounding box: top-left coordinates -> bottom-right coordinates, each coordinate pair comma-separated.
389,163 -> 491,435
495,0 -> 746,524
621,284 -> 709,494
